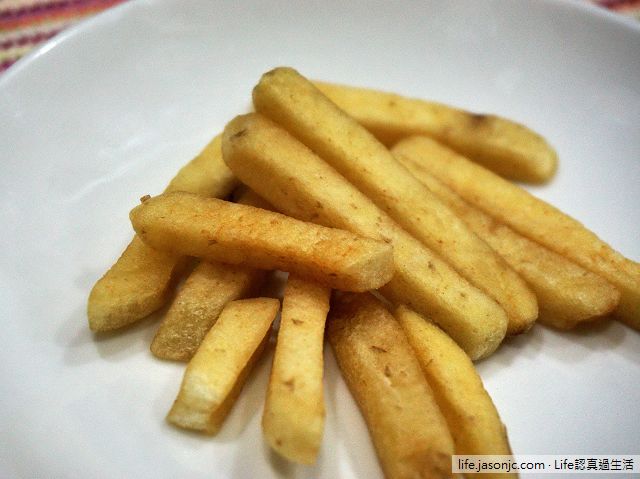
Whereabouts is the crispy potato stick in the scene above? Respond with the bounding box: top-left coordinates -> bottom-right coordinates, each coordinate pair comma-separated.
150,189 -> 272,361
314,80 -> 557,183
395,306 -> 513,476
130,192 -> 394,292
88,236 -> 184,332
393,136 -> 640,329
223,113 -> 507,360
235,187 -> 274,210
328,293 -> 455,479
150,262 -> 266,361
88,135 -> 238,332
395,155 -> 620,329
167,298 -> 279,434
253,67 -> 536,335
262,275 -> 330,464
164,135 -> 238,196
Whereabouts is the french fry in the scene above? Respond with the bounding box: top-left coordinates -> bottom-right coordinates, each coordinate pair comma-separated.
167,298 -> 279,434
88,135 -> 238,332
314,80 -> 557,183
130,192 -> 394,292
234,187 -> 274,210
253,67 -> 537,335
164,135 -> 237,196
262,275 -> 330,464
223,113 -> 507,360
87,236 -> 184,332
393,136 -> 640,329
395,306 -> 514,478
150,189 -> 272,361
327,293 -> 455,479
395,153 -> 620,329
150,262 -> 266,361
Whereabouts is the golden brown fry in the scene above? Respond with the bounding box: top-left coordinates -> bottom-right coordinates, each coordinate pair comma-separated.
395,306 -> 514,478
164,135 -> 238,196
262,275 -> 330,464
234,187 -> 273,210
223,113 -> 507,360
150,188 -> 272,361
253,67 -> 536,335
394,155 -> 620,329
167,298 -> 279,434
150,262 -> 266,361
314,80 -> 557,183
328,293 -> 455,479
393,136 -> 640,329
130,192 -> 394,292
88,236 -> 185,332
88,134 -> 238,332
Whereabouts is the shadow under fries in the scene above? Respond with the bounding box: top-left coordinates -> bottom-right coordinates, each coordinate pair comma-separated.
57,302 -> 162,366
262,445 -> 339,479
260,270 -> 289,300
265,445 -> 293,476
542,317 -> 634,365
59,257 -> 198,365
93,310 -> 167,361
481,315 -> 633,373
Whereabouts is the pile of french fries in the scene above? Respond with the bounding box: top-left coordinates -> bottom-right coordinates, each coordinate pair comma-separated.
88,67 -> 639,478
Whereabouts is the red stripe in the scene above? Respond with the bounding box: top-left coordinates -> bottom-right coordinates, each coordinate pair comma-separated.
1,0 -> 96,21
0,0 -> 126,28
596,0 -> 640,8
0,28 -> 62,50
1,58 -> 18,72
0,0 -> 127,74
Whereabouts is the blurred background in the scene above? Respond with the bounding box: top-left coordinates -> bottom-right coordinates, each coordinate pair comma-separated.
1,0 -> 639,75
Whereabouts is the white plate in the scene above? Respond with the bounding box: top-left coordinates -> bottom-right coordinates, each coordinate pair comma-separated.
1,0 -> 639,477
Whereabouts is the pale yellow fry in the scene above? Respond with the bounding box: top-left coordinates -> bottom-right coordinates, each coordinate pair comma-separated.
130,192 -> 394,292
328,293 -> 456,479
395,306 -> 514,479
393,136 -> 640,329
395,155 -> 620,329
167,298 -> 279,434
253,67 -> 536,336
88,135 -> 238,332
262,275 -> 330,464
150,262 -> 266,361
314,80 -> 557,184
223,113 -> 507,360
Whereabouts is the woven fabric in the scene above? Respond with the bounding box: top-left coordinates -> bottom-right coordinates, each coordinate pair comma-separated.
0,0 -> 638,74
596,0 -> 640,19
0,0 -> 127,72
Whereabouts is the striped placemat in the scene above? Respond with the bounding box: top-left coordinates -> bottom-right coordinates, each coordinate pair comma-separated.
1,0 -> 638,74
0,0 -> 127,72
598,0 -> 640,18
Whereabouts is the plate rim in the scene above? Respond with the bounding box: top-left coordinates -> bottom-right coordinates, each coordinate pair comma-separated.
1,0 -> 639,91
